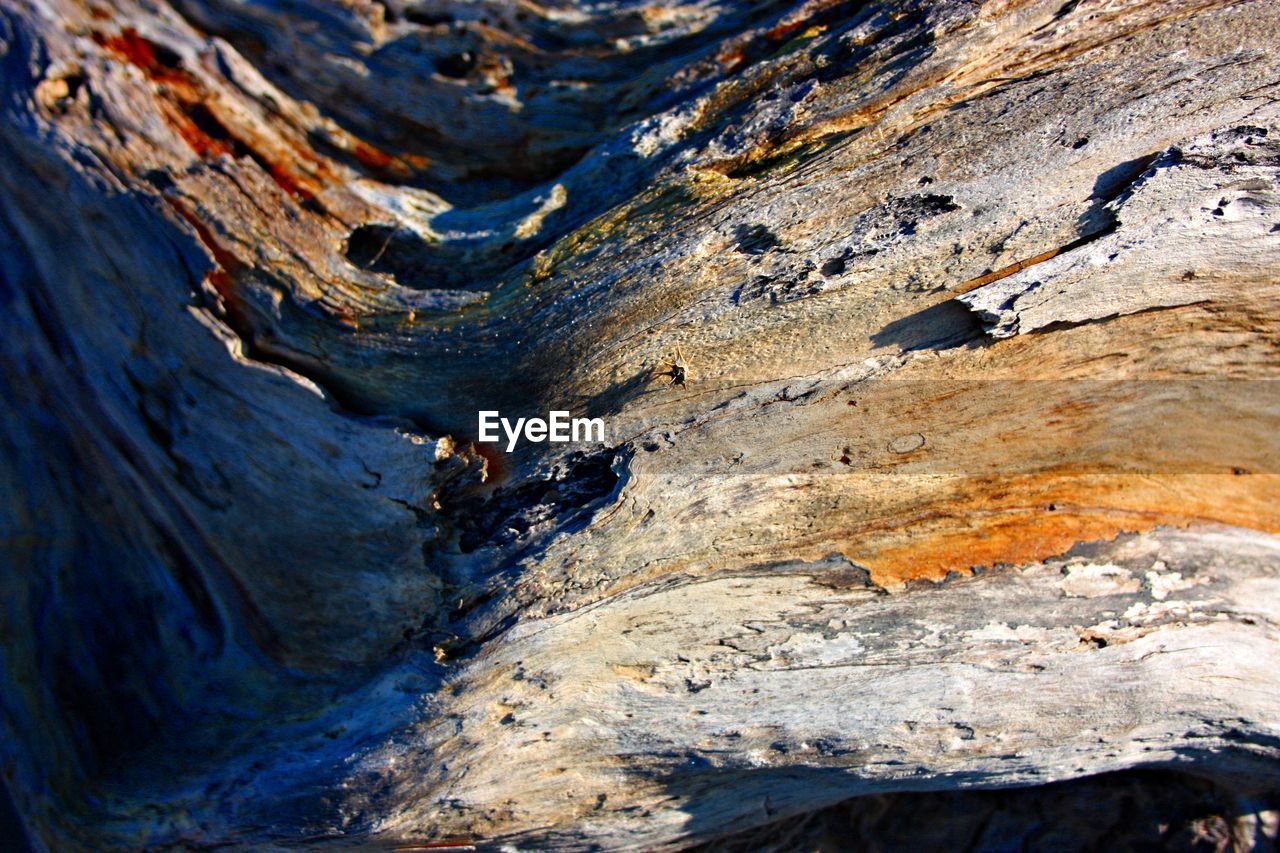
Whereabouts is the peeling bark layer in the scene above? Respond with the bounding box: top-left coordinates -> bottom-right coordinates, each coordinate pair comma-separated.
1,0 -> 1278,848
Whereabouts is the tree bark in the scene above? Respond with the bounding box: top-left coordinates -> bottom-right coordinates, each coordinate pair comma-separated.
1,0 -> 1278,847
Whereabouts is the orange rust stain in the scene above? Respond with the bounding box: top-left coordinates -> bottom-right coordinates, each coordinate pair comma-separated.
174,111 -> 237,161
765,18 -> 809,42
164,197 -> 251,324
94,28 -> 160,71
264,161 -> 315,202
353,142 -> 395,170
717,48 -> 746,68
94,29 -> 229,160
93,28 -> 186,84
350,141 -> 419,181
845,473 -> 1280,586
93,28 -> 323,201
861,511 -> 1163,585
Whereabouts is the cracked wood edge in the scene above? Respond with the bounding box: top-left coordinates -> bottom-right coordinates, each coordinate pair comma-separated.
352,525 -> 1280,848
957,128 -> 1280,337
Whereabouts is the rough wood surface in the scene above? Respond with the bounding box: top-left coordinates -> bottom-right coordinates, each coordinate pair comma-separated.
0,0 -> 1277,848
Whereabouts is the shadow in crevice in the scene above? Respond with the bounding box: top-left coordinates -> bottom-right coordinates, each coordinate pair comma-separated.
0,776 -> 31,853
1077,150 -> 1163,234
588,366 -> 660,421
685,767 -> 1280,851
870,297 -> 987,352
344,223 -> 491,290
441,445 -> 624,555
1091,151 -> 1162,204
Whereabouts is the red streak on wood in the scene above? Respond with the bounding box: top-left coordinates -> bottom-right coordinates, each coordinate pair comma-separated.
93,28 -> 186,84
265,161 -> 315,202
93,29 -> 321,201
717,48 -> 746,68
94,28 -> 160,70
765,19 -> 808,42
354,142 -> 395,170
164,198 -> 249,323
175,113 -> 236,160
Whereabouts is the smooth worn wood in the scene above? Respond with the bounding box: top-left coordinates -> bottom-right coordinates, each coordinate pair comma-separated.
0,0 -> 1277,847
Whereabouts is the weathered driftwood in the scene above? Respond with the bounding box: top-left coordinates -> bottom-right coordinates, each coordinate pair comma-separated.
697,767 -> 1280,850
0,0 -> 1278,847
